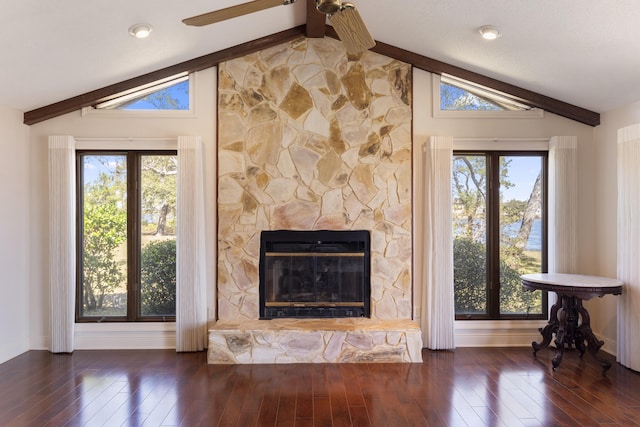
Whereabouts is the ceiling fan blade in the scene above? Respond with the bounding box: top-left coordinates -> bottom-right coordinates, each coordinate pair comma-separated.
183,0 -> 291,27
329,4 -> 375,54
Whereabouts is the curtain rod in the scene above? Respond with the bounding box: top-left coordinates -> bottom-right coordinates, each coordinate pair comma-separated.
451,137 -> 550,152
74,137 -> 179,150
452,137 -> 550,143
422,137 -> 551,152
74,137 -> 178,142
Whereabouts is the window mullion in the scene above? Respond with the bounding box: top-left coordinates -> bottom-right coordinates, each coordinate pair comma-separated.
486,153 -> 501,318
75,155 -> 85,321
127,154 -> 140,321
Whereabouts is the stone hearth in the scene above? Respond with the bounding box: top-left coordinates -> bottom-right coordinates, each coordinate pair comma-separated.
207,319 -> 423,363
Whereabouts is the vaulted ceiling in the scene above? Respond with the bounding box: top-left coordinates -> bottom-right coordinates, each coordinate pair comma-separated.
4,1 -> 640,126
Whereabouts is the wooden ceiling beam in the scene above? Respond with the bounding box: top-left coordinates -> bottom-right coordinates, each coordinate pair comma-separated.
24,24 -> 600,127
356,33 -> 600,126
23,26 -> 307,125
305,0 -> 326,38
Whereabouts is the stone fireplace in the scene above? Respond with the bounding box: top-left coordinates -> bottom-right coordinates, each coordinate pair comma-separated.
210,37 -> 422,363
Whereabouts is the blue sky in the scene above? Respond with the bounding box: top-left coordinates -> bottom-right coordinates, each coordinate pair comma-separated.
124,81 -> 189,110
502,156 -> 542,202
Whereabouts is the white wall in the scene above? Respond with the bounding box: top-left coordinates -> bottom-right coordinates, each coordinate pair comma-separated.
0,106 -> 31,363
589,100 -> 640,351
28,68 -> 217,350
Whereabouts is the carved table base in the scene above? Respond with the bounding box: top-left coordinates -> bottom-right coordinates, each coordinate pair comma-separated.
532,293 -> 610,371
521,273 -> 623,374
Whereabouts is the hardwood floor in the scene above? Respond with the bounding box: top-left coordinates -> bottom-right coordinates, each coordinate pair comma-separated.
1,347 -> 639,426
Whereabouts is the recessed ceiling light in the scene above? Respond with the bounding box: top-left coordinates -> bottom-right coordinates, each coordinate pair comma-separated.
128,23 -> 152,39
479,25 -> 501,40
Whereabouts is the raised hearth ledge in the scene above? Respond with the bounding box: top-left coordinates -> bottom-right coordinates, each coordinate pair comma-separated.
207,319 -> 423,364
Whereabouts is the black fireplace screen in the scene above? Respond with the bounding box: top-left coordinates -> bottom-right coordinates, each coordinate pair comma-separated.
259,230 -> 370,319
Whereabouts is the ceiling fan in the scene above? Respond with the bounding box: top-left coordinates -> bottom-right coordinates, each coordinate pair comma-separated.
182,0 -> 376,55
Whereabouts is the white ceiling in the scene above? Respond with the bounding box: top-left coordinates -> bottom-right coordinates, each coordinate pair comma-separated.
3,0 -> 640,116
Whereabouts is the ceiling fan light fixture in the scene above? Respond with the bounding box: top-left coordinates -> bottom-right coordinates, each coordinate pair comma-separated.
479,25 -> 501,40
128,23 -> 152,39
316,0 -> 342,14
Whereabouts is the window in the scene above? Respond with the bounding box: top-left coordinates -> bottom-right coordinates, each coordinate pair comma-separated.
81,73 -> 195,117
433,74 -> 544,119
94,76 -> 189,110
76,151 -> 177,322
452,151 -> 548,319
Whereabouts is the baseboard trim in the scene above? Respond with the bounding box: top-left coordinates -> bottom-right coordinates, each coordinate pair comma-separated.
454,320 -> 546,347
74,323 -> 176,350
454,321 -> 619,357
31,321 -> 619,355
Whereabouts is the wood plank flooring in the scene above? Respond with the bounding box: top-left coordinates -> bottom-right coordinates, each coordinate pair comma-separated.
1,347 -> 639,426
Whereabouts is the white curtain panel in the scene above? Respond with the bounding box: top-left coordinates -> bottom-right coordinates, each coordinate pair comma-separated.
48,135 -> 76,353
176,136 -> 208,352
420,136 -> 455,349
617,124 -> 640,371
548,136 -> 578,274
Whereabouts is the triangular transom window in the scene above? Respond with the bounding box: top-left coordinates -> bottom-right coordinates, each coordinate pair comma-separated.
94,74 -> 190,111
440,74 -> 535,112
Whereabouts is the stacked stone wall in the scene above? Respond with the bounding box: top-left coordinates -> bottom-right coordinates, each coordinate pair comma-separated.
217,37 -> 412,321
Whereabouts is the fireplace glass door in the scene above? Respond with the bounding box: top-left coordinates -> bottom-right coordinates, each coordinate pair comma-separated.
259,230 -> 370,319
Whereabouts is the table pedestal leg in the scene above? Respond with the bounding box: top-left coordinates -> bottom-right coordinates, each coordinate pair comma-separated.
532,297 -> 560,354
574,299 -> 612,371
552,295 -> 577,370
532,292 -> 612,372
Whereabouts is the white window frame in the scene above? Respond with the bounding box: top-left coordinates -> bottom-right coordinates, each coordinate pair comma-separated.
433,74 -> 544,120
81,73 -> 196,119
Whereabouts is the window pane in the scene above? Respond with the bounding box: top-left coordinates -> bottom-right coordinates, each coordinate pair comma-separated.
441,82 -> 502,111
80,155 -> 128,317
499,156 -> 544,315
122,79 -> 189,110
440,75 -> 534,112
94,77 -> 189,110
453,155 -> 488,316
139,155 -> 177,317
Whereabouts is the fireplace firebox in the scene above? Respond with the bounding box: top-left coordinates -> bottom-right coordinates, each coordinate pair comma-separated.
259,230 -> 370,319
